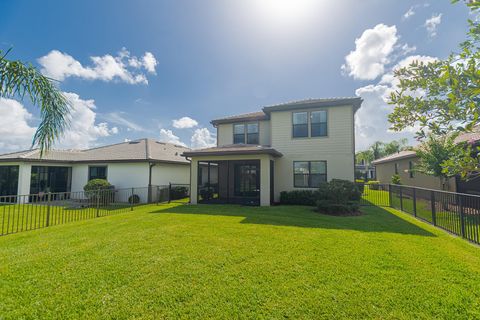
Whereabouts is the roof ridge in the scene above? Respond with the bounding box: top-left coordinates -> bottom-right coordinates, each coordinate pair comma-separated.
21,149 -> 40,158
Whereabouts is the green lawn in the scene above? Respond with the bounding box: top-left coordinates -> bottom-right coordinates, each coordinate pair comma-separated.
1,203 -> 479,319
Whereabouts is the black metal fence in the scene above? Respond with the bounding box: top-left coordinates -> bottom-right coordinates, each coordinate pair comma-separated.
0,184 -> 188,237
358,183 -> 480,245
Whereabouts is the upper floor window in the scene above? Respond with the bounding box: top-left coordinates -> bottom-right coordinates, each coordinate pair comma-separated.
394,163 -> 399,175
89,166 -> 107,180
293,110 -> 327,138
233,123 -> 259,144
311,111 -> 327,137
293,112 -> 308,138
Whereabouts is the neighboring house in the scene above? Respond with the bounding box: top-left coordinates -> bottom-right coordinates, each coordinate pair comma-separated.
183,97 -> 362,206
355,160 -> 376,180
0,138 -> 190,202
373,130 -> 480,194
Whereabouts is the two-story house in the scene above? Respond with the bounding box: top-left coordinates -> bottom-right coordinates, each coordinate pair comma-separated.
183,97 -> 362,206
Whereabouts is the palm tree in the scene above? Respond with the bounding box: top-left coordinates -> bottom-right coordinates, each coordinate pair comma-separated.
0,49 -> 70,155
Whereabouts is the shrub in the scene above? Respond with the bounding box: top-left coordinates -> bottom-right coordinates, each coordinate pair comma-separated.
280,190 -> 318,206
391,174 -> 402,185
170,186 -> 189,200
83,179 -> 114,204
355,182 -> 365,193
128,194 -> 140,204
316,179 -> 361,215
366,180 -> 380,190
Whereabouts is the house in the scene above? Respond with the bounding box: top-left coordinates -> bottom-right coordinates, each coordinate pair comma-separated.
355,160 -> 376,180
183,97 -> 362,206
0,138 -> 190,202
372,130 -> 480,194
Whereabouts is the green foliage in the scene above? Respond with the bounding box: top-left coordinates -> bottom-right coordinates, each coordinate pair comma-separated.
388,2 -> 480,178
391,174 -> 402,185
316,179 -> 361,215
356,139 -> 410,162
280,190 -> 318,206
84,179 -> 112,192
128,194 -> 140,204
84,179 -> 114,204
0,49 -> 70,154
170,186 -> 189,200
366,180 -> 380,190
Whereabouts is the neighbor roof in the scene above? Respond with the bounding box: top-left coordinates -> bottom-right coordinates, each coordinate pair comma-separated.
182,144 -> 283,158
211,97 -> 363,125
0,139 -> 190,164
371,150 -> 417,165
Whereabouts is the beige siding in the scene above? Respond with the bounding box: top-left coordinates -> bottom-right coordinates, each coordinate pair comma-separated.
216,120 -> 271,146
375,156 -> 457,192
270,105 -> 355,201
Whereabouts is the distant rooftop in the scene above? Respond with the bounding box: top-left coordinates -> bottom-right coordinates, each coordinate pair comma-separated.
0,138 -> 190,164
182,144 -> 283,158
211,97 -> 363,125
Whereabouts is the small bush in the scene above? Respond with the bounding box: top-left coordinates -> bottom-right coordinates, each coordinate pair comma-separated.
355,182 -> 365,193
170,186 -> 189,200
280,190 -> 318,206
316,179 -> 361,216
83,179 -> 114,204
128,194 -> 140,204
366,180 -> 380,190
391,174 -> 402,185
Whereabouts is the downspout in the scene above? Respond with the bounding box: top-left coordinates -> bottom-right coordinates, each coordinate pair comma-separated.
184,156 -> 192,204
148,162 -> 156,203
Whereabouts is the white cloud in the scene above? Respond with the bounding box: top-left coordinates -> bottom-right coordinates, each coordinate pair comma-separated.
342,24 -> 399,80
403,7 -> 415,20
424,13 -> 442,37
191,128 -> 216,149
56,92 -> 118,149
38,48 -> 158,84
159,129 -> 187,147
355,55 -> 437,150
0,98 -> 36,151
101,112 -> 145,131
172,116 -> 198,129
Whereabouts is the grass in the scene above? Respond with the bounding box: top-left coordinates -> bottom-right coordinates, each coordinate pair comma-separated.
1,203 -> 480,319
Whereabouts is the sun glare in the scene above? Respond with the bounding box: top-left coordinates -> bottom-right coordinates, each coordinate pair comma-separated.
253,0 -> 320,29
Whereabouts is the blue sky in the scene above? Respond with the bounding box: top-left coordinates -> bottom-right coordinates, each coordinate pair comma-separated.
0,0 -> 471,152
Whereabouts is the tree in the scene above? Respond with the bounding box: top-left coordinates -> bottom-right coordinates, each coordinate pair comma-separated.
388,1 -> 480,177
383,138 -> 408,156
0,49 -> 70,154
415,134 -> 461,190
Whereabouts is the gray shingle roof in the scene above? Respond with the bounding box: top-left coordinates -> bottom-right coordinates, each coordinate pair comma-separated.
211,97 -> 363,125
0,139 -> 190,164
182,144 -> 283,157
371,150 -> 417,165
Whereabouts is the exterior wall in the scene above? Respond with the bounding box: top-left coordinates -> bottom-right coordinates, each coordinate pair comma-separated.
375,156 -> 457,192
270,105 -> 355,201
217,120 -> 271,146
71,164 -> 89,192
190,154 -> 272,206
151,162 -> 190,186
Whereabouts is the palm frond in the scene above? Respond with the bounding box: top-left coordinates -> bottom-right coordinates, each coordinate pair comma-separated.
0,50 -> 70,155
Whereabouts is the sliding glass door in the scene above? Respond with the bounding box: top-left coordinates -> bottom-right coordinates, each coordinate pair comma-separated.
30,166 -> 72,194
0,166 -> 19,196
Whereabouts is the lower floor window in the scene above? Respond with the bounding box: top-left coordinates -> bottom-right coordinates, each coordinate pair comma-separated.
294,161 -> 327,188
89,166 -> 107,180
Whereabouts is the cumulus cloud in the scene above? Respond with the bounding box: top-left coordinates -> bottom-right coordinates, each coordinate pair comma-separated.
424,13 -> 442,37
355,55 -> 437,150
342,24 -> 399,80
56,92 -> 118,149
0,98 -> 36,151
38,48 -> 157,84
191,128 -> 216,149
159,129 -> 187,147
172,116 -> 198,129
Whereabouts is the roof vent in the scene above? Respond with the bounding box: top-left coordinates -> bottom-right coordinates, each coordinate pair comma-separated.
156,141 -> 166,145
128,141 -> 140,144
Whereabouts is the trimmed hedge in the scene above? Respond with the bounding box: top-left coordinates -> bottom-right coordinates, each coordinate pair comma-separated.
280,190 -> 318,206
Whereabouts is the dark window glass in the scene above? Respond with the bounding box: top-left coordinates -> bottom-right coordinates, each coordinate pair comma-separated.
30,166 -> 71,194
89,166 -> 107,180
294,161 -> 327,188
394,163 -> 399,174
293,112 -> 308,138
409,161 -> 414,178
247,123 -> 259,144
233,124 -> 245,144
0,166 -> 19,197
234,164 -> 259,197
311,111 -> 327,137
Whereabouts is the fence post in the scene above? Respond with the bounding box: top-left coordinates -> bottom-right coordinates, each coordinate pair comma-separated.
168,183 -> 172,204
130,188 -> 134,211
156,186 -> 160,205
459,195 -> 466,238
412,187 -> 417,217
399,186 -> 403,212
46,192 -> 51,227
96,190 -> 100,217
388,184 -> 392,207
431,190 -> 437,226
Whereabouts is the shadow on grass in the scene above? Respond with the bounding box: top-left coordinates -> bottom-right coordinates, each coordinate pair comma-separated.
151,202 -> 435,237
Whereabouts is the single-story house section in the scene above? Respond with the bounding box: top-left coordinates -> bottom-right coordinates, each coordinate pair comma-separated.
373,130 -> 480,194
0,139 -> 190,201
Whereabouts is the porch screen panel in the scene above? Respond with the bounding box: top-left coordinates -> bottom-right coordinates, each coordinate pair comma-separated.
234,164 -> 259,197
